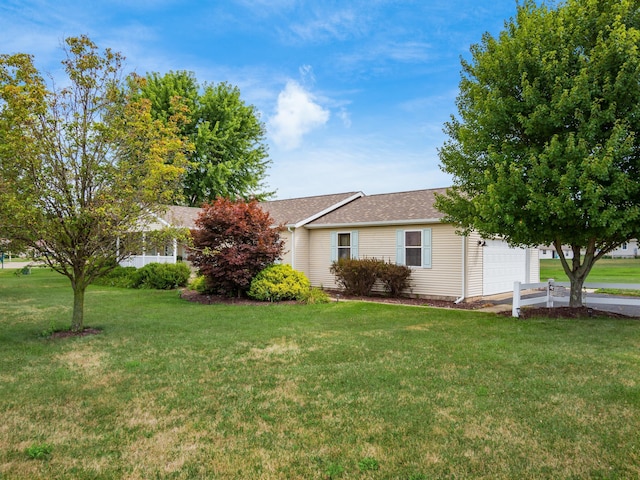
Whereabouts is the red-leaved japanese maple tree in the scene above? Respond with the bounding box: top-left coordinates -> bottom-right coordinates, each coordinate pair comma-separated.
189,198 -> 284,296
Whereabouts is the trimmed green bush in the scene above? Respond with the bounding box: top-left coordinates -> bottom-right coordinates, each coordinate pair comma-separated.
129,262 -> 191,290
93,266 -> 137,288
248,264 -> 311,302
189,275 -> 207,293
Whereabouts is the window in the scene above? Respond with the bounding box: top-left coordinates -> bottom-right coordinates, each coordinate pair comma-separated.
622,242 -> 628,250
330,231 -> 359,261
396,228 -> 431,268
405,231 -> 422,266
338,233 -> 351,259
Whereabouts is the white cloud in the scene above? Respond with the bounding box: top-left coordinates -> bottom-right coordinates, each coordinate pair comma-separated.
337,108 -> 352,128
269,80 -> 330,150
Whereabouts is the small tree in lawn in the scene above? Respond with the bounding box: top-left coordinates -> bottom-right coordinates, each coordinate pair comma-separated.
189,198 -> 284,296
0,36 -> 187,332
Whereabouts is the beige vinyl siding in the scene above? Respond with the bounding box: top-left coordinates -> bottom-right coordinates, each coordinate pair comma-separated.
308,230 -> 338,288
279,230 -> 293,266
294,228 -> 310,276
412,224 -> 462,299
466,232 -> 484,299
308,224 -> 464,299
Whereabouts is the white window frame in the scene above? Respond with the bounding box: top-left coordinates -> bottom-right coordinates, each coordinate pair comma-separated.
330,231 -> 359,261
396,228 -> 432,268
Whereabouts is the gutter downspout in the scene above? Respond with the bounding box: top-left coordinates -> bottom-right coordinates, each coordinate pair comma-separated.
455,234 -> 467,304
288,227 -> 295,270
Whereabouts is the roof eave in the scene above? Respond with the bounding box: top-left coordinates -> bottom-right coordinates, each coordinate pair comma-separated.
305,218 -> 444,229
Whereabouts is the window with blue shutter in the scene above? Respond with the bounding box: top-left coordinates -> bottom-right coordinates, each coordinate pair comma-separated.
397,228 -> 432,268
332,231 -> 358,260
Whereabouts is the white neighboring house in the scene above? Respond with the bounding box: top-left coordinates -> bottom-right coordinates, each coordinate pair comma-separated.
608,240 -> 639,258
123,188 -> 540,301
539,239 -> 638,260
538,245 -> 575,260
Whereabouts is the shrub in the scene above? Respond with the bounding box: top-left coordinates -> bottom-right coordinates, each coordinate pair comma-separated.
93,266 -> 137,288
330,258 -> 383,296
301,287 -> 331,304
330,258 -> 413,297
189,275 -> 207,293
129,262 -> 191,289
248,264 -> 311,301
378,261 -> 412,296
189,198 -> 284,297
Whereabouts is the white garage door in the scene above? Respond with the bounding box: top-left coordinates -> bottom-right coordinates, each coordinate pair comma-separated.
482,239 -> 527,295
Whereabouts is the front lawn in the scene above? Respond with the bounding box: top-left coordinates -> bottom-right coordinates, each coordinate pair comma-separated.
1,270 -> 639,479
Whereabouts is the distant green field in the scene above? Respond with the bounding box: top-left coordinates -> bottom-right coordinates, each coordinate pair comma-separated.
540,258 -> 640,284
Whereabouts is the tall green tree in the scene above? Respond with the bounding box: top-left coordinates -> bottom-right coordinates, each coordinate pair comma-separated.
0,36 -> 188,331
135,71 -> 271,206
437,0 -> 640,307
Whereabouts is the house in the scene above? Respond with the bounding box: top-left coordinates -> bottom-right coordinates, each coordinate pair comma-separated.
123,188 -> 539,301
538,244 -> 575,260
539,239 -> 638,260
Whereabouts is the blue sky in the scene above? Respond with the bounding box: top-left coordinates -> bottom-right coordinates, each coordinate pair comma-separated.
1,0 -> 520,199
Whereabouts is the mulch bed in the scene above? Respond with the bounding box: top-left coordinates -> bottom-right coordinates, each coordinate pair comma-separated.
180,289 -> 489,310
180,289 -> 298,305
50,327 -> 103,339
508,306 -> 637,320
181,289 -> 638,319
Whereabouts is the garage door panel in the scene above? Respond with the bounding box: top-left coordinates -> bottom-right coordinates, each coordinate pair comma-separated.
483,240 -> 526,295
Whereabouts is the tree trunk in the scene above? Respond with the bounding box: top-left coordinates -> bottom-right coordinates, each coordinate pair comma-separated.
555,240 -> 598,308
71,283 -> 85,332
567,273 -> 586,308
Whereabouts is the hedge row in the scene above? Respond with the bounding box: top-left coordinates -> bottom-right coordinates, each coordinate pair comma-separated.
94,262 -> 191,290
330,258 -> 412,297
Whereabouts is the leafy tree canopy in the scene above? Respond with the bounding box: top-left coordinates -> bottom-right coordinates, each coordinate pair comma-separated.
0,36 -> 188,330
436,0 -> 640,306
134,71 -> 272,206
188,198 -> 284,296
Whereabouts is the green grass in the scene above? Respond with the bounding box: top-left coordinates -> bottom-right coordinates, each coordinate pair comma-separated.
1,269 -> 640,479
541,258 -> 640,295
540,257 -> 640,283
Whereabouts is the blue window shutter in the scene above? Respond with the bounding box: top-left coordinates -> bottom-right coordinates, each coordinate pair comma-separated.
422,228 -> 432,268
351,231 -> 359,259
396,229 -> 405,265
330,232 -> 337,262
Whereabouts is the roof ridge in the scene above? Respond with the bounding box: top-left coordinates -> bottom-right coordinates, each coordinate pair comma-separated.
264,191 -> 363,203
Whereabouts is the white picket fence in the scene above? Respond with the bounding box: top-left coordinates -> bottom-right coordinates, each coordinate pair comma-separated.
512,279 -> 640,317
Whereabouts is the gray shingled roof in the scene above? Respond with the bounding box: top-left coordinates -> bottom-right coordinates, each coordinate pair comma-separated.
306,187 -> 449,227
162,205 -> 202,229
161,191 -> 364,229
260,192 -> 363,226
